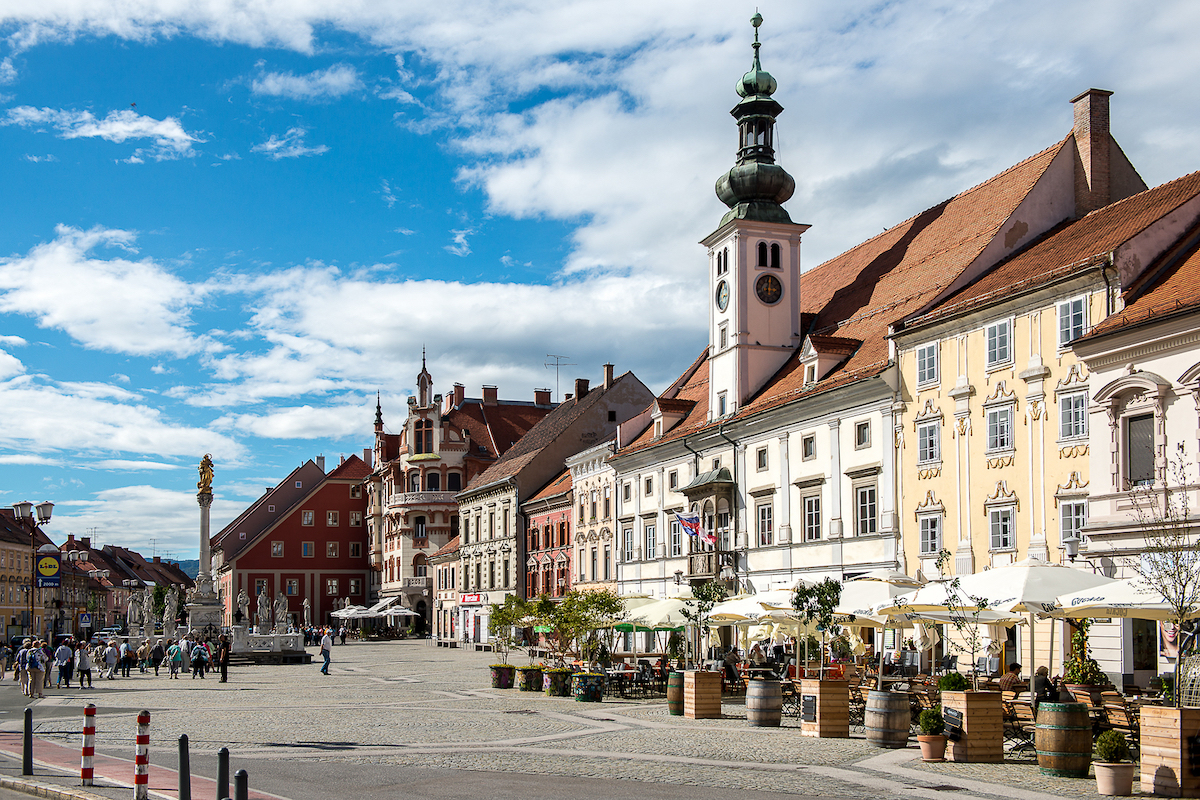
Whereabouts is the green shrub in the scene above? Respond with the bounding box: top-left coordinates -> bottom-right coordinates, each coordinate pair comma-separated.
918,706 -> 945,736
1094,729 -> 1130,763
938,672 -> 970,691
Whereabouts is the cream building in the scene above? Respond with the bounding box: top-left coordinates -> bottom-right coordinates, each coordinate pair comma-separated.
566,441 -> 619,593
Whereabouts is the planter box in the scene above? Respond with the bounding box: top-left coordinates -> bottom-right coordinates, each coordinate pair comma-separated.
800,679 -> 849,738
543,670 -> 573,697
573,672 -> 605,702
517,667 -> 543,692
1140,706 -> 1200,797
490,665 -> 515,689
684,670 -> 722,719
942,691 -> 1003,764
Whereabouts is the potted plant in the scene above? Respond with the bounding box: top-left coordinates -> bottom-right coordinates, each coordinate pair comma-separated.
917,706 -> 948,762
680,581 -> 728,719
793,577 -> 851,738
572,670 -> 605,702
486,594 -> 526,688
543,666 -> 574,697
517,662 -> 544,692
938,672 -> 970,692
1063,619 -> 1110,706
1094,730 -> 1135,796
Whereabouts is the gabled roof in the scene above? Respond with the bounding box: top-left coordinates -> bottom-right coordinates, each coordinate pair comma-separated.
527,467 -> 573,504
211,459 -> 327,560
429,535 -> 460,562
327,454 -> 371,481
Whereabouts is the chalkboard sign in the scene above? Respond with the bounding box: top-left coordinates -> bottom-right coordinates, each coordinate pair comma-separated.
944,707 -> 964,742
801,694 -> 817,722
1187,734 -> 1200,777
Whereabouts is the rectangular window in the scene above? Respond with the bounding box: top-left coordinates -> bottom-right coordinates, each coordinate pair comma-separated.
590,548 -> 597,581
349,578 -> 362,595
286,579 -> 299,596
916,342 -> 939,386
604,489 -> 611,517
350,485 -> 362,499
578,549 -> 585,581
1127,413 -> 1155,487
301,510 -> 314,526
271,541 -> 284,558
622,528 -> 634,562
349,542 -> 362,558
644,524 -> 657,558
669,470 -> 678,490
326,542 -> 339,558
1060,392 -> 1088,439
757,504 -> 773,546
718,392 -> 727,416
756,447 -> 768,471
1058,297 -> 1086,346
350,511 -> 363,526
1060,501 -> 1088,547
855,421 -> 871,448
987,406 -> 1013,451
503,559 -> 510,588
644,476 -> 653,496
326,510 -> 339,526
267,505 -> 275,512
623,483 -> 631,502
255,578 -> 267,597
989,507 -> 1014,550
986,320 -> 1011,367
802,435 -> 816,460
855,485 -> 877,536
326,578 -> 339,596
717,511 -> 732,550
489,562 -> 496,589
917,421 -> 940,463
670,519 -> 683,557
604,545 -> 612,580
919,516 -> 941,555
301,541 -> 314,558
719,323 -> 728,350
805,364 -> 816,384
803,495 -> 821,541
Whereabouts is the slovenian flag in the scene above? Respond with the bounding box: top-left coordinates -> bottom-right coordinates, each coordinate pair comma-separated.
675,511 -> 701,538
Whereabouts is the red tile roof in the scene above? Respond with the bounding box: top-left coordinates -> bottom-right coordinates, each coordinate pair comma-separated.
327,454 -> 371,481
430,535 -> 460,560
528,467 -> 572,503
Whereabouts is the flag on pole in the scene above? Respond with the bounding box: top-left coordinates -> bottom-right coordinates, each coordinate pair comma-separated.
675,512 -> 701,537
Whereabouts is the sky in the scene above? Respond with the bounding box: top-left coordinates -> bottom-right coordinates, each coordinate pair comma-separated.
1,1 -> 1199,561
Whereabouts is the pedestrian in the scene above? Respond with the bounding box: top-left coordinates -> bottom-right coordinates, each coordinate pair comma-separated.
15,640 -> 30,696
54,639 -> 74,687
75,642 -> 93,688
190,640 -> 208,678
41,641 -> 53,689
105,641 -> 119,679
0,641 -> 10,680
180,637 -> 192,674
26,640 -> 46,699
166,639 -> 182,678
319,628 -> 332,675
151,640 -> 165,676
339,625 -> 347,646
216,635 -> 231,683
137,639 -> 151,673
119,640 -> 133,677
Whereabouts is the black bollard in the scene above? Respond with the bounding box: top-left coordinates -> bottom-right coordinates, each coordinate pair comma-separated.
234,768 -> 248,800
216,747 -> 229,800
178,734 -> 191,800
22,707 -> 32,776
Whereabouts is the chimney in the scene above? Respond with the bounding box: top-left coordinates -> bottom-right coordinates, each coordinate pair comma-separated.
574,378 -> 590,399
81,536 -> 91,549
534,388 -> 551,406
453,383 -> 465,407
316,455 -> 326,472
1071,88 -> 1113,216
153,556 -> 161,564
482,385 -> 498,406
602,363 -> 614,391
362,448 -> 373,467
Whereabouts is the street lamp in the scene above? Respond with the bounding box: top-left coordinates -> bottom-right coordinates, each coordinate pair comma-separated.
65,550 -> 89,636
12,500 -> 53,639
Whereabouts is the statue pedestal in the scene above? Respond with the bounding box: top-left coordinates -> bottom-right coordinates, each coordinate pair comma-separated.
186,600 -> 223,640
230,625 -> 250,654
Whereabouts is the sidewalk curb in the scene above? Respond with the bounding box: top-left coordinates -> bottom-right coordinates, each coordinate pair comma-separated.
0,775 -> 116,800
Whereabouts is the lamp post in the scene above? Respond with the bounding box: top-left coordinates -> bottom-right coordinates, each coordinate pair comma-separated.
65,550 -> 90,636
12,500 -> 53,639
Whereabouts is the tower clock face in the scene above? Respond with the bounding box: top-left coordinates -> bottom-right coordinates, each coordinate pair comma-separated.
715,280 -> 730,311
755,274 -> 783,305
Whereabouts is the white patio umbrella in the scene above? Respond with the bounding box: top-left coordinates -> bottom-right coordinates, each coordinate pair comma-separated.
710,594 -> 772,622
626,597 -> 696,630
331,605 -> 367,619
1051,577 -> 1200,621
384,606 -> 420,618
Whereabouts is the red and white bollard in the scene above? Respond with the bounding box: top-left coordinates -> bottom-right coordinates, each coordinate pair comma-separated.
134,710 -> 150,800
80,704 -> 96,786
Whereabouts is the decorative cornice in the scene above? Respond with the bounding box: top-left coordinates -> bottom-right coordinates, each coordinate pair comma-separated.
986,455 -> 1014,469
1054,471 -> 1089,506
1054,363 -> 1089,394
985,480 -> 1019,509
913,398 -> 943,425
1058,444 -> 1089,459
917,467 -> 942,480
984,379 -> 1016,405
914,490 -> 944,518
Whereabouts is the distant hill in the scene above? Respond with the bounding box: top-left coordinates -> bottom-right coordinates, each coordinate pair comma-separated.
170,559 -> 200,578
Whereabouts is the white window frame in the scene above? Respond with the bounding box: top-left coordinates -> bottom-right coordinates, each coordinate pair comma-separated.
756,446 -> 768,472
326,510 -> 339,527
802,494 -> 821,542
326,541 -> 339,558
285,579 -> 299,596
669,519 -> 683,557
578,549 -> 586,581
622,527 -> 634,562
349,542 -> 362,558
757,503 -> 773,546
854,421 -> 871,449
1059,391 -> 1088,440
644,476 -> 654,496
916,342 -> 939,387
917,421 -> 940,464
326,578 -> 339,596
986,405 -> 1014,452
801,434 -> 816,461
349,578 -> 362,595
1058,296 -> 1087,348
719,323 -> 729,351
918,514 -> 942,556
989,506 -> 1015,551
1060,500 -> 1088,548
985,319 -> 1013,369
350,511 -> 362,526
301,510 -> 314,526
855,484 -> 877,536
643,522 -> 657,559
271,541 -> 284,558
302,541 -> 314,558
718,392 -> 728,416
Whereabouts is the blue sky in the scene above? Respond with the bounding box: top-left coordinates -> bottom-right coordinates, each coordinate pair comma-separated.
2,1 -> 1199,560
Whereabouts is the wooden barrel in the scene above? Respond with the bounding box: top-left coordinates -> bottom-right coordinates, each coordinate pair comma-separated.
746,678 -> 782,727
667,672 -> 684,716
1036,702 -> 1092,777
864,689 -> 910,748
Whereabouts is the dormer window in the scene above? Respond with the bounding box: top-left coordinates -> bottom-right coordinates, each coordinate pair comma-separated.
805,364 -> 816,384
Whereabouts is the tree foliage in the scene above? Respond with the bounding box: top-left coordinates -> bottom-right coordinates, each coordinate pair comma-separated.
928,549 -> 994,691
487,594 -> 530,666
682,580 -> 728,661
528,589 -> 623,666
792,577 -> 844,678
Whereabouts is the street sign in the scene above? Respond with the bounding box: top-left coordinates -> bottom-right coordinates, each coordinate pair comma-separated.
79,613 -> 93,628
35,552 -> 61,588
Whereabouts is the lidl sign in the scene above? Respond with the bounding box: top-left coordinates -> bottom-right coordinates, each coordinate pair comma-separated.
35,552 -> 60,588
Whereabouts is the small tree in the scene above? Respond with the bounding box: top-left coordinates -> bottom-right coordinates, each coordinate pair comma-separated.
927,549 -> 993,691
487,594 -> 529,666
1127,448 -> 1200,707
682,580 -> 728,665
792,577 -> 844,679
529,590 -> 623,666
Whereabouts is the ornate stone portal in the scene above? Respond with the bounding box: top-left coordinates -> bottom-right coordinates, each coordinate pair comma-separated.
187,454 -> 224,640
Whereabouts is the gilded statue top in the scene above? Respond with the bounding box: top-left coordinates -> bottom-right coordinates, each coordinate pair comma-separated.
197,454 -> 215,493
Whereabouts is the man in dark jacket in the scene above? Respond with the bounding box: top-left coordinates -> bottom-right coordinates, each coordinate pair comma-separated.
216,635 -> 231,683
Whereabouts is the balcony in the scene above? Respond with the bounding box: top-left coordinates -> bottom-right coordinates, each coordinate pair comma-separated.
387,491 -> 457,509
687,550 -> 733,580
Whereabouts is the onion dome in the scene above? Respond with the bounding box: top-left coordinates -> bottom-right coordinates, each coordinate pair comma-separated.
714,13 -> 796,226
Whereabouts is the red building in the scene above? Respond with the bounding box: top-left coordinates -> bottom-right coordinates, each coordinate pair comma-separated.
521,468 -> 573,599
212,455 -> 371,629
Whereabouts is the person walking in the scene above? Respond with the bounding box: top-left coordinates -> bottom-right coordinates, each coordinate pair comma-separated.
190,640 -> 208,678
15,640 -> 30,696
75,642 -> 93,688
26,641 -> 46,699
41,641 -> 53,690
104,641 -> 119,679
179,637 -> 192,674
338,625 -> 347,646
119,640 -> 133,678
216,635 -> 231,683
54,639 -> 73,687
0,641 -> 10,680
319,628 -> 332,675
150,640 -> 165,676
166,640 -> 182,678
137,640 -> 151,673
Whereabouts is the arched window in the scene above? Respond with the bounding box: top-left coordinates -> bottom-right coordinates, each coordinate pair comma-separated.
757,241 -> 768,267
447,472 -> 462,491
413,418 -> 433,454
426,472 -> 441,491
770,242 -> 781,269
413,553 -> 428,577
409,471 -> 421,492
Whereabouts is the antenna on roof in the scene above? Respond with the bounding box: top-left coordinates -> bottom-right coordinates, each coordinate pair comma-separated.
544,354 -> 575,403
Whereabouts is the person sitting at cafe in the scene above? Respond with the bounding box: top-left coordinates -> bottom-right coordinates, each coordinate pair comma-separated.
1031,665 -> 1057,710
998,662 -> 1025,692
749,641 -> 767,666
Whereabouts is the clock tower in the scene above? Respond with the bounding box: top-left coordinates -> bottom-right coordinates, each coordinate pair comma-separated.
702,13 -> 809,420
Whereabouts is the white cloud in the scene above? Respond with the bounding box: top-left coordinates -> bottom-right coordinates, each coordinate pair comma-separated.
0,57 -> 15,84
394,227 -> 415,236
380,179 -> 397,208
0,225 -> 211,357
3,106 -> 200,160
0,453 -> 58,466
91,459 -> 184,470
251,127 -> 328,160
213,401 -> 369,439
24,154 -> 58,162
250,63 -> 363,100
444,228 -> 473,257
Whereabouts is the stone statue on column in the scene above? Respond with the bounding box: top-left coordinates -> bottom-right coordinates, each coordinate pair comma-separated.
162,585 -> 179,640
126,591 -> 143,634
302,597 -> 311,628
142,586 -> 156,635
236,588 -> 250,623
273,591 -> 289,633
257,591 -> 270,633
